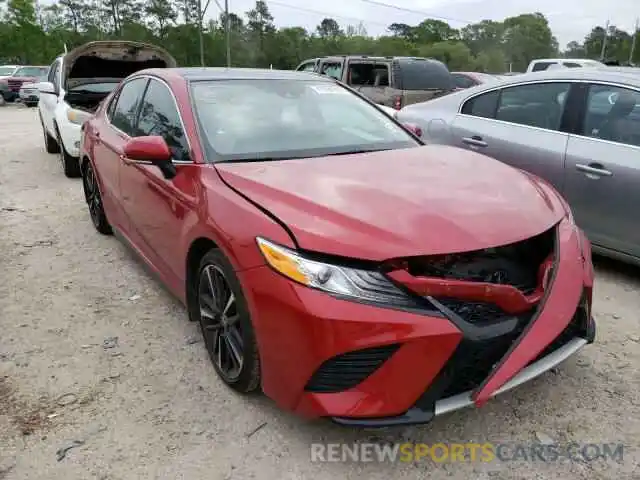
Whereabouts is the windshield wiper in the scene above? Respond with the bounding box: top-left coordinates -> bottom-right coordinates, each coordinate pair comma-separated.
326,148 -> 390,156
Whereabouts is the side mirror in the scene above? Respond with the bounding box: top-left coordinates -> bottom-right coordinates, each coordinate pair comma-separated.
38,81 -> 56,95
402,122 -> 423,137
123,136 -> 176,178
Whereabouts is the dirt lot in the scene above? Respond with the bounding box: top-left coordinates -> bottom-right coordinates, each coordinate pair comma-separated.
0,105 -> 639,480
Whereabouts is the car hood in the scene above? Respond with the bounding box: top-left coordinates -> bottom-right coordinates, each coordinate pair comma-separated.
63,40 -> 176,89
215,145 -> 566,261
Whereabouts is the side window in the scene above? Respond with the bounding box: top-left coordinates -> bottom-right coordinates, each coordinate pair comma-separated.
106,92 -> 119,121
582,84 -> 640,147
453,74 -> 474,89
563,62 -> 582,68
110,78 -> 148,135
48,61 -> 59,90
494,82 -> 571,130
297,61 -> 317,72
532,62 -> 554,72
319,61 -> 343,80
347,62 -> 389,87
461,90 -> 499,118
136,79 -> 190,161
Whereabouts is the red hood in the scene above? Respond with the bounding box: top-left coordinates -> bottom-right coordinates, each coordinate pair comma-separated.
215,145 -> 566,260
5,76 -> 37,91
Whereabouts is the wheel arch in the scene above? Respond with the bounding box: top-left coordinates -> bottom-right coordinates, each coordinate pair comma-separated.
185,237 -> 220,322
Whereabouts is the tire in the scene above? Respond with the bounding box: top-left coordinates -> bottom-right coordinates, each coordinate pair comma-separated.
41,118 -> 60,154
194,249 -> 261,393
81,160 -> 112,235
55,126 -> 80,178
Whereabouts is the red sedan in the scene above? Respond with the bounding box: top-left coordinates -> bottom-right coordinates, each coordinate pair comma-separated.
79,68 -> 595,426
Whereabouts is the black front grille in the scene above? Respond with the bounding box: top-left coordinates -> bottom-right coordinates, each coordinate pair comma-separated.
7,80 -> 23,92
407,227 -> 555,297
437,298 -> 508,325
305,344 -> 400,393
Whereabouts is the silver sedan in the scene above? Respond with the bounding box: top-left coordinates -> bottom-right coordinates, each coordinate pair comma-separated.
397,68 -> 640,266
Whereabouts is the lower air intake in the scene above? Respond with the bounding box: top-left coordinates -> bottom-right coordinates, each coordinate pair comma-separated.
304,344 -> 400,393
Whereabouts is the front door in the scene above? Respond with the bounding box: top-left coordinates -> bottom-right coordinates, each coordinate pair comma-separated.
563,83 -> 640,258
119,78 -> 198,288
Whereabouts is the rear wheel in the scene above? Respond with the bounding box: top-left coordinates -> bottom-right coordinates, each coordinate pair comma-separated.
56,126 -> 80,178
194,249 -> 261,393
81,160 -> 112,235
41,118 -> 60,154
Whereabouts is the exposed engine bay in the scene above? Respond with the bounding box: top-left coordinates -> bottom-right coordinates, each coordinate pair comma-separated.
62,41 -> 177,113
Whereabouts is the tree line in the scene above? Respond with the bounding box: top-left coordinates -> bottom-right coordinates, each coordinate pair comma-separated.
0,0 -> 638,73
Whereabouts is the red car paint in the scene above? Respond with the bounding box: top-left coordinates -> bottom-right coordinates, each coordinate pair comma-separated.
81,69 -> 595,425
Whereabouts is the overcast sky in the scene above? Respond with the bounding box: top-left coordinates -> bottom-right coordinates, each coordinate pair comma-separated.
206,0 -> 639,49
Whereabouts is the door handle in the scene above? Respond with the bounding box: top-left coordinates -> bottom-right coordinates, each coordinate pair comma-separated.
575,163 -> 612,177
462,136 -> 488,148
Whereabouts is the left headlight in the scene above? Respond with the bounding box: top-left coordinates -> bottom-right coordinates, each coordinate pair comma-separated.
256,237 -> 422,309
67,108 -> 91,125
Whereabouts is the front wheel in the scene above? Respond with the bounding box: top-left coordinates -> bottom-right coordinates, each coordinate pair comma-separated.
194,249 -> 261,393
41,118 -> 60,154
56,127 -> 80,178
81,160 -> 112,235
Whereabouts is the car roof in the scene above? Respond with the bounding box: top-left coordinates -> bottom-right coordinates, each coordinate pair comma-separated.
484,68 -> 640,88
170,67 -> 333,82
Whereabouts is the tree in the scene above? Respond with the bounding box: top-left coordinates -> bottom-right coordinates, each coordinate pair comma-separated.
316,18 -> 341,39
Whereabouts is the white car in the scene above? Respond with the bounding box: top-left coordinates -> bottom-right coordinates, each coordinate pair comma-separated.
526,58 -> 605,73
37,41 -> 176,177
377,104 -> 397,117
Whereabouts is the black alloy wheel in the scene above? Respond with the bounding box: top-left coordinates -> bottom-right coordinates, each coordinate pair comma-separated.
195,249 -> 261,393
81,161 -> 112,235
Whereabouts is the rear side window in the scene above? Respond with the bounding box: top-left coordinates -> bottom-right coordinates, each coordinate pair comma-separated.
347,62 -> 390,87
110,78 -> 148,135
396,59 -> 453,91
319,61 -> 342,80
495,82 -> 571,130
452,74 -> 475,89
461,90 -> 499,118
532,62 -> 555,72
563,62 -> 582,68
297,61 -> 317,72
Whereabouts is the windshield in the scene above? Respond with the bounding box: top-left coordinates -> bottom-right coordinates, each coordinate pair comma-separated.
0,66 -> 17,76
191,79 -> 419,162
13,66 -> 47,77
69,82 -> 119,93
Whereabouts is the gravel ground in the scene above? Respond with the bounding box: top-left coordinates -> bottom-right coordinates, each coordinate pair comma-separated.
0,105 -> 639,480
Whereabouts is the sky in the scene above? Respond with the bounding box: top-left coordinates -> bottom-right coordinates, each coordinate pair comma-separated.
205,0 -> 640,49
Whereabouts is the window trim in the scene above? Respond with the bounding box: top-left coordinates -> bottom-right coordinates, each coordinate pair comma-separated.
457,78 -> 640,140
105,74 -> 194,164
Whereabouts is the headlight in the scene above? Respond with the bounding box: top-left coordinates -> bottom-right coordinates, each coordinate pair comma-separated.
256,237 -> 423,309
67,108 -> 91,125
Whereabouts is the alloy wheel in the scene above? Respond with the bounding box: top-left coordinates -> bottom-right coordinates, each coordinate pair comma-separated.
82,163 -> 102,229
198,264 -> 244,381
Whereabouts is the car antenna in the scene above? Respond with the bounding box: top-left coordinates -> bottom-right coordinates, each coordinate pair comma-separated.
63,43 -> 68,54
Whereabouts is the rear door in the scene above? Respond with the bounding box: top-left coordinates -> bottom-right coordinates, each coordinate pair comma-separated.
450,81 -> 573,192
95,77 -> 149,235
563,83 -> 640,257
344,59 -> 393,106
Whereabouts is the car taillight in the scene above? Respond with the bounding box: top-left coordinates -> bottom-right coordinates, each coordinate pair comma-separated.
393,95 -> 402,110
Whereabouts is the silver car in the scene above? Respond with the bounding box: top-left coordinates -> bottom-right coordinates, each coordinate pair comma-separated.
397,69 -> 640,265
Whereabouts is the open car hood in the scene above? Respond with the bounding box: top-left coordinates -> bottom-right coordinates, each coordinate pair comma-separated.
63,41 -> 176,89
